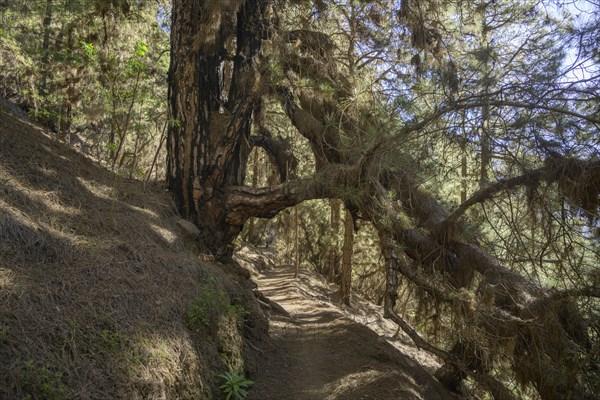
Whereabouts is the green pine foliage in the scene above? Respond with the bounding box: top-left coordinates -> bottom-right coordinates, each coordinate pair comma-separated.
1,0 -> 598,398
0,0 -> 170,178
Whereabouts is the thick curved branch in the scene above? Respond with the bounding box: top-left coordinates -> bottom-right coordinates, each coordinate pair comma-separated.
276,86 -> 343,167
225,180 -> 318,225
276,86 -> 324,145
224,163 -> 361,225
250,131 -> 298,182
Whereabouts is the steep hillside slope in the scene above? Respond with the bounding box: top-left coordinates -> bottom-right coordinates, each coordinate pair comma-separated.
0,102 -> 266,399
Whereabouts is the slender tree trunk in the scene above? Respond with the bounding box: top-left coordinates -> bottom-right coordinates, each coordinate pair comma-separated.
294,206 -> 300,278
480,102 -> 491,186
40,0 -> 53,98
461,154 -> 468,203
479,3 -> 491,187
113,69 -> 142,169
460,111 -> 468,203
339,207 -> 354,306
328,198 -> 341,282
57,26 -> 76,141
145,119 -> 167,181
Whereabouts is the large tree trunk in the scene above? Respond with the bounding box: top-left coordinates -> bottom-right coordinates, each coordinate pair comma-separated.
165,2 -> 597,397
167,0 -> 267,260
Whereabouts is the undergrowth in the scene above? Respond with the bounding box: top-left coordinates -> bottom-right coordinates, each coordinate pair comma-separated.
0,107 -> 264,400
187,278 -> 247,332
19,360 -> 66,400
219,369 -> 254,400
187,277 -> 249,373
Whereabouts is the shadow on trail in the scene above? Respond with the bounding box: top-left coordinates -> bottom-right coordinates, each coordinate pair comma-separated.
248,265 -> 457,400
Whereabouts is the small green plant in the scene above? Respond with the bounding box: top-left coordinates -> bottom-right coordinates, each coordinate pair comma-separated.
128,349 -> 149,367
187,278 -> 229,331
134,40 -> 148,58
79,40 -> 96,61
0,325 -> 8,343
99,329 -> 125,352
20,360 -> 66,400
227,304 -> 247,328
105,141 -> 118,152
168,117 -> 182,127
219,370 -> 254,400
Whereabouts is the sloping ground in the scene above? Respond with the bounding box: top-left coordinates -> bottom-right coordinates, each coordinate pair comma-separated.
0,101 -> 266,399
245,261 -> 458,400
0,101 -> 458,399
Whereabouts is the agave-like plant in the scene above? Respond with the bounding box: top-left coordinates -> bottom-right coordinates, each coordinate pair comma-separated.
219,370 -> 254,400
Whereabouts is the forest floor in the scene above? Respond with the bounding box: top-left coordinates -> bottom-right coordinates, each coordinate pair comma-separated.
247,263 -> 457,400
0,99 -> 458,399
0,99 -> 266,399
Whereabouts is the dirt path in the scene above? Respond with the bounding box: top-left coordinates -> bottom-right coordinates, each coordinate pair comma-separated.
248,265 -> 456,400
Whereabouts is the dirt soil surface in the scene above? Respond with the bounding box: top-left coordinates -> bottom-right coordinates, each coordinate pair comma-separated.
248,264 -> 457,400
0,102 -> 265,399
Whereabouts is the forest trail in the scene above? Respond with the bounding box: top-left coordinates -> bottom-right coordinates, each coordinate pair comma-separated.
248,264 -> 456,400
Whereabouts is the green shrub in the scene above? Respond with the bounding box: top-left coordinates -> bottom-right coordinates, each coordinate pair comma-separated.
187,278 -> 230,331
227,304 -> 247,328
99,329 -> 125,352
20,360 -> 66,400
219,370 -> 253,400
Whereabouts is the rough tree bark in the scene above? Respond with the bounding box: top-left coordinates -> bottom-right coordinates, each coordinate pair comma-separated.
166,2 -> 598,398
167,0 -> 268,260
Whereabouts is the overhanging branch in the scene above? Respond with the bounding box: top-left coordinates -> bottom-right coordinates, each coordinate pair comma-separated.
377,227 -> 518,400
250,131 -> 298,182
224,163 -> 361,225
444,156 -> 600,225
446,170 -> 545,224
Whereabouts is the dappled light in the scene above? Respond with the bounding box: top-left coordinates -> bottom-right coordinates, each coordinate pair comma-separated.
1,0 -> 598,399
247,263 -> 455,400
0,106 -> 267,399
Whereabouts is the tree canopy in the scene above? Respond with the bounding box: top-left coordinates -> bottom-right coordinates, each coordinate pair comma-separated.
1,0 -> 599,399
165,1 -> 599,398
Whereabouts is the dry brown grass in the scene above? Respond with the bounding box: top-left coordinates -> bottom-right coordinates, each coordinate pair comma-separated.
0,103 -> 265,399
